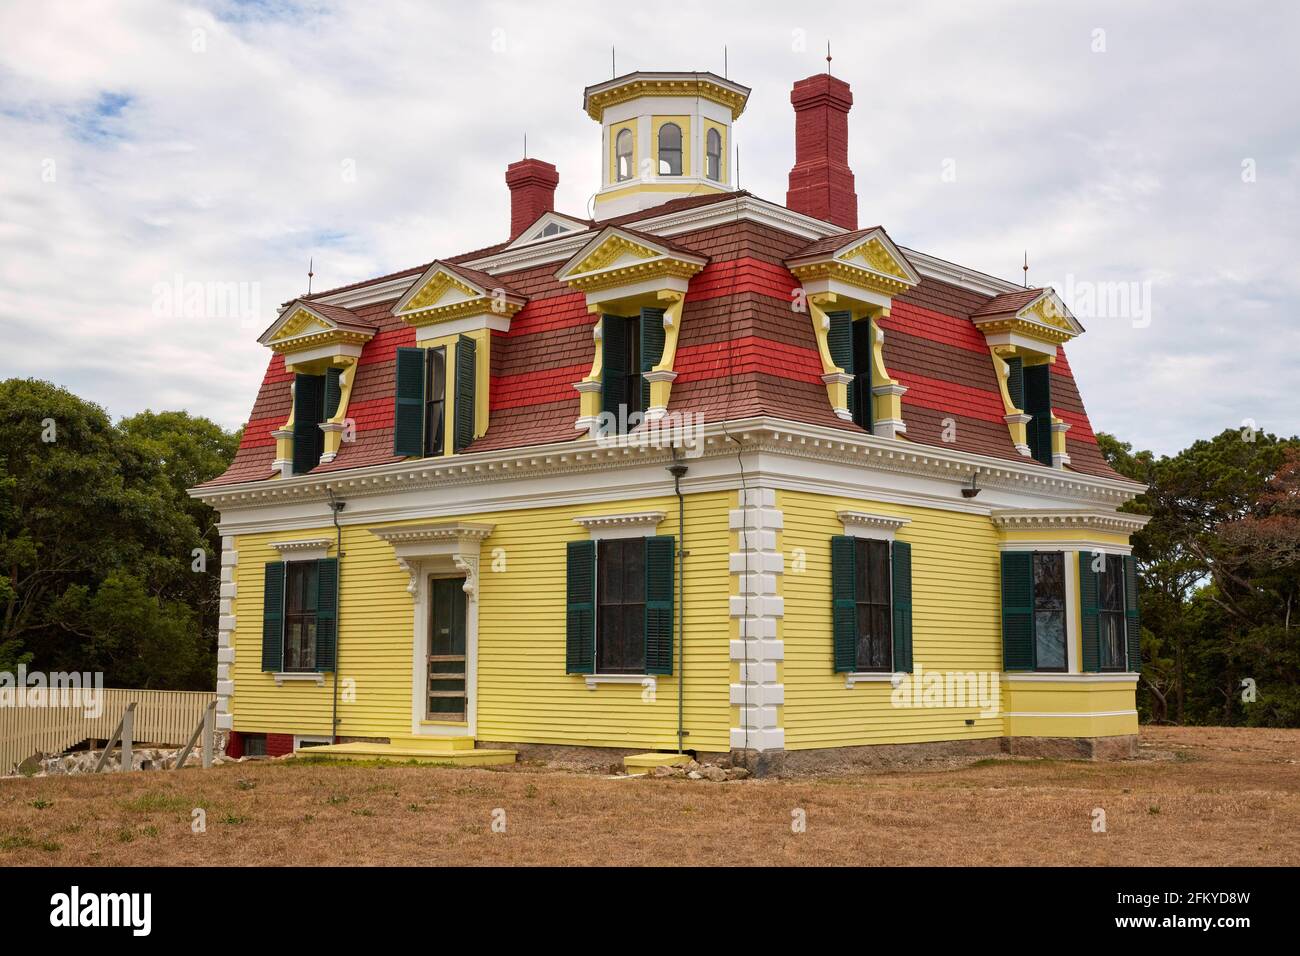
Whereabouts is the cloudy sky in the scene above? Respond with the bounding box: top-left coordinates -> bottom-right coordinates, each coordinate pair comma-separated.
1,0 -> 1296,456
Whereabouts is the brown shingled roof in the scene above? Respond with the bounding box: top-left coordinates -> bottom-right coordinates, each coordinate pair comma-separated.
970,288 -> 1048,317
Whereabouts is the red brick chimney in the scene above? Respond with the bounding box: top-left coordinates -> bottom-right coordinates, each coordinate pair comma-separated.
505,158 -> 559,240
786,73 -> 858,230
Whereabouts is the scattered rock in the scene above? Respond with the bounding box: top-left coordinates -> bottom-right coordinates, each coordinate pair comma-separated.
702,766 -> 728,782
687,771 -> 703,780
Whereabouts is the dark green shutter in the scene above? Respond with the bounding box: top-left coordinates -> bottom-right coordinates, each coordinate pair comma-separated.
831,535 -> 857,672
324,366 -> 343,420
826,310 -> 854,419
565,540 -> 596,674
891,540 -> 913,672
640,306 -> 666,411
1006,357 -> 1025,411
454,334 -> 476,452
1123,555 -> 1141,672
292,373 -> 325,474
1080,551 -> 1101,672
644,535 -> 674,675
315,557 -> 338,672
852,317 -> 873,430
1000,551 -> 1034,670
393,347 -> 426,456
1024,363 -> 1053,466
601,314 -> 627,422
261,561 -> 285,672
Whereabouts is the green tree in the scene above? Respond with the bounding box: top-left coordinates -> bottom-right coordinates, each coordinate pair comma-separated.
0,378 -> 237,689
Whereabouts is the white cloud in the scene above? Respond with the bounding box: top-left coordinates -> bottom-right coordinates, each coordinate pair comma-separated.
0,0 -> 1296,454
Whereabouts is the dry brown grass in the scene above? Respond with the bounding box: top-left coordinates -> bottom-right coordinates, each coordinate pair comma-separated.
1,726 -> 1297,866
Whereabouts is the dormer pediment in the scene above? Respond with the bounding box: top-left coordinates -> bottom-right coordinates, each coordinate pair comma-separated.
506,212 -> 592,249
259,300 -> 375,366
786,226 -> 920,310
972,287 -> 1083,350
393,260 -> 526,335
555,226 -> 707,305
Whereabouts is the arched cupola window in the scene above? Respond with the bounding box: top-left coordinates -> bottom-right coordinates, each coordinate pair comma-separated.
657,123 -> 682,176
705,128 -> 722,181
615,128 -> 633,182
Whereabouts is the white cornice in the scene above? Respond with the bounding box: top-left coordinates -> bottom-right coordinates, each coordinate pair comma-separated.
575,511 -> 665,539
269,537 -> 333,557
369,521 -> 495,545
192,417 -> 1145,518
990,509 -> 1150,534
837,510 -> 912,539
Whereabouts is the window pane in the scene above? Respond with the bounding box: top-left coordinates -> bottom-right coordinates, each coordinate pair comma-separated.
1100,554 -> 1124,610
1034,610 -> 1066,670
598,539 -> 645,673
1033,552 -> 1065,610
706,129 -> 721,181
658,124 -> 682,175
1100,613 -> 1126,670
868,540 -> 890,605
616,129 -> 633,182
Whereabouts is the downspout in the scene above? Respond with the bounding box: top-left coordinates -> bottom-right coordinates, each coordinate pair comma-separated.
667,453 -> 688,754
326,489 -> 345,743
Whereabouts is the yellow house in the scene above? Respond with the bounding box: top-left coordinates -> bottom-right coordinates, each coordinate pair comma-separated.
191,70 -> 1148,774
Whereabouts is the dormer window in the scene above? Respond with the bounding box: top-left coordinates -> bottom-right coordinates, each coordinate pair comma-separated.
657,123 -> 682,175
615,127 -> 633,182
706,127 -> 722,181
541,222 -> 565,237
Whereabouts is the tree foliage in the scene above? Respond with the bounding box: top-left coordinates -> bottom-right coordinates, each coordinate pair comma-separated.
1099,428 -> 1300,727
0,379 -> 237,689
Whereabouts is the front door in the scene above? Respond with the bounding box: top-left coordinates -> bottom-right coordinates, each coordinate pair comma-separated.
427,577 -> 467,721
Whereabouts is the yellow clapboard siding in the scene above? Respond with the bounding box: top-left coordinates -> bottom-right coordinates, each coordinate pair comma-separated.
229,491 -> 734,752
779,489 -> 1005,750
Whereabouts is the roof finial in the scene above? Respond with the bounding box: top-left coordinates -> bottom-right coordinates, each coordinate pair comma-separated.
611,46 -> 616,78
1023,250 -> 1029,288
826,41 -> 832,73
307,257 -> 314,295
523,132 -> 527,159
724,45 -> 728,79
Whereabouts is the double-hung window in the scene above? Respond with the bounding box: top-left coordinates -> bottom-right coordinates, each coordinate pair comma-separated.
565,535 -> 674,677
831,534 -> 913,674
1001,550 -> 1067,672
262,558 -> 338,674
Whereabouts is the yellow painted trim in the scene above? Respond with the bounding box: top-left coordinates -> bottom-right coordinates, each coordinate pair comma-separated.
806,292 -> 847,414
867,312 -> 904,427
652,115 -> 691,178
594,181 -> 727,204
585,76 -> 748,121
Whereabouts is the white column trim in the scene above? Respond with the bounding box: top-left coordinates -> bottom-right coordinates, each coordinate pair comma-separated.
729,487 -> 784,752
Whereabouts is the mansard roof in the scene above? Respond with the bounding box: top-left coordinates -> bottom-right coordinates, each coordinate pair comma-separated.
203,194 -> 1121,489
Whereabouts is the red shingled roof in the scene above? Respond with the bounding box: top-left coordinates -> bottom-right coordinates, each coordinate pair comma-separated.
970,287 -> 1048,317
204,200 -> 1122,488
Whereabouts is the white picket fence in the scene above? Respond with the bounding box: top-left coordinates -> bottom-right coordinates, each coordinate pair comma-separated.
0,688 -> 216,774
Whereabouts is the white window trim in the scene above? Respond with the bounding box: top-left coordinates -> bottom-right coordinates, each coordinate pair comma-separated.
585,674 -> 657,691
574,514 -> 666,682
274,671 -> 325,686
844,671 -> 900,689
837,510 -> 910,541
574,511 -> 665,540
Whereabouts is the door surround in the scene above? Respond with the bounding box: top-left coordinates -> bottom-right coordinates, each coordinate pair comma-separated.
370,521 -> 493,737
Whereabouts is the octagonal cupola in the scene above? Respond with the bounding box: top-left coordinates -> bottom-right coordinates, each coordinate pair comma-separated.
584,71 -> 750,220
